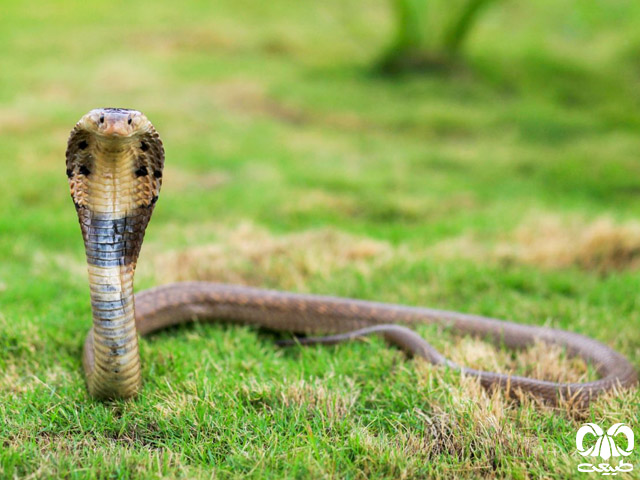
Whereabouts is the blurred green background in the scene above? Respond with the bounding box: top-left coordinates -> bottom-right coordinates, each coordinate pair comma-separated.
1,1 -> 639,478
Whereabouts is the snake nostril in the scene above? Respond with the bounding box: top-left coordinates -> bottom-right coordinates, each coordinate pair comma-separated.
99,115 -> 105,124
128,118 -> 132,125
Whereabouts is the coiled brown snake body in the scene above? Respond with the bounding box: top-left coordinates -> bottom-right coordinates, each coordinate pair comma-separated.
67,108 -> 637,404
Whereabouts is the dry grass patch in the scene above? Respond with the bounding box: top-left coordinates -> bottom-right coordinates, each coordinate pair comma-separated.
92,56 -> 159,93
161,165 -> 229,193
0,364 -> 74,396
240,376 -> 359,423
433,214 -> 640,273
1,434 -> 198,480
48,251 -> 87,280
412,365 -> 637,474
415,338 -> 637,422
152,222 -> 392,290
497,215 -> 640,273
578,386 -> 640,422
139,27 -> 239,54
279,377 -> 359,422
349,397 -> 545,478
280,189 -> 360,216
414,340 -> 593,413
442,337 -> 594,384
211,79 -> 368,130
210,79 -> 307,125
0,365 -> 28,394
0,106 -> 34,135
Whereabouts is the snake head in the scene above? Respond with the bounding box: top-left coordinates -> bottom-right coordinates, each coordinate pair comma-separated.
78,108 -> 151,139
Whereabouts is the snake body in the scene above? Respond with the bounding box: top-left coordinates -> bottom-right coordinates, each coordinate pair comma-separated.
67,108 -> 637,404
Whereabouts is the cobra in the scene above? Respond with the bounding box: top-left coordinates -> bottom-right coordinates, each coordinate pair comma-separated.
66,108 -> 637,403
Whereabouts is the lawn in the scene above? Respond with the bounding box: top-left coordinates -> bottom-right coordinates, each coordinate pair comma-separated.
0,0 -> 639,478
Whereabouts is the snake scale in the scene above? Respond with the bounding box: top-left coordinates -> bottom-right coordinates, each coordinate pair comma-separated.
66,108 -> 637,404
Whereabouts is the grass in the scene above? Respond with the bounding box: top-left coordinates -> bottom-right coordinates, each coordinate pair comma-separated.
1,0 -> 640,478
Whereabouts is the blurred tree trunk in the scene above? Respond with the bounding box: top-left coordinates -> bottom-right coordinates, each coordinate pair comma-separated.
378,0 -> 500,74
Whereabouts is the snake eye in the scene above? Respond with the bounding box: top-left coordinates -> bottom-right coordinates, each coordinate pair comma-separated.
128,118 -> 132,125
99,115 -> 105,124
